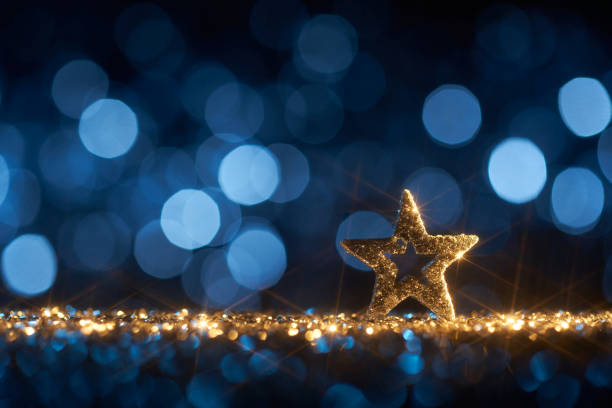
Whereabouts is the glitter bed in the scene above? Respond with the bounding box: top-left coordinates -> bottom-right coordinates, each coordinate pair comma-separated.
1,308 -> 611,406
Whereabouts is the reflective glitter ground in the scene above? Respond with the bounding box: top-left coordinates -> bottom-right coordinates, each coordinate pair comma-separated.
1,308 -> 611,406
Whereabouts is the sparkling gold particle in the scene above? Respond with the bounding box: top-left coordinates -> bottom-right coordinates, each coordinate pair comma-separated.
341,189 -> 479,320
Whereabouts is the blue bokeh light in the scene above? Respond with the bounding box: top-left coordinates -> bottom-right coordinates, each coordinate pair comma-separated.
73,212 -> 131,272
0,169 -> 42,228
134,219 -> 191,279
79,99 -> 138,159
51,59 -> 109,119
0,155 -> 9,206
398,352 -> 424,375
226,227 -> 287,290
2,234 -> 56,296
422,85 -> 481,147
558,77 -> 611,137
322,384 -> 369,408
405,167 -> 464,229
285,84 -> 344,144
296,14 -> 358,75
488,137 -> 547,204
202,187 -> 242,247
139,147 -> 198,205
596,127 -> 612,183
530,350 -> 559,382
551,167 -> 604,234
180,63 -> 236,123
218,145 -> 280,206
161,189 -> 220,250
220,354 -> 248,383
0,124 -> 25,168
267,143 -> 310,203
205,82 -> 264,142
336,211 -> 394,271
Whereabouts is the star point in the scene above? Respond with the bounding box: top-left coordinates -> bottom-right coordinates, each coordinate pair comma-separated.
341,189 -> 478,320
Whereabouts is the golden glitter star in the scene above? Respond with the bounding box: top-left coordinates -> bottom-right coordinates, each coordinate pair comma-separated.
341,189 -> 478,320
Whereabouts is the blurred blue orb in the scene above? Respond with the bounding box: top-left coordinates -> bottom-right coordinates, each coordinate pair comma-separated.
226,227 -> 287,290
79,99 -> 138,159
2,234 -> 56,296
488,137 -> 547,203
180,63 -> 236,123
297,14 -> 358,74
187,373 -> 229,408
530,350 -> 559,382
51,59 -> 109,119
218,145 -> 280,206
0,155 -> 8,206
139,147 -> 198,205
551,167 -> 604,234
221,354 -> 248,383
0,169 -> 41,227
322,384 -> 369,408
73,212 -> 131,272
477,6 -> 531,63
201,250 -> 244,307
405,168 -> 464,229
285,84 -> 344,144
202,187 -> 242,246
413,377 -> 451,407
267,143 -> 310,203
597,128 -> 612,183
205,82 -> 264,142
558,77 -> 611,137
38,131 -> 96,193
336,211 -> 394,271
422,84 -> 481,147
0,124 -> 25,168
250,0 -> 308,50
509,106 -> 567,161
134,219 -> 191,279
248,349 -> 279,377
339,52 -> 386,112
114,3 -> 184,74
195,136 -> 236,187
398,352 -> 424,375
161,189 -> 220,250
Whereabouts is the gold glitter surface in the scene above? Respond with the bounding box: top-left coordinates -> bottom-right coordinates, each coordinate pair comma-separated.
341,189 -> 478,320
1,308 -> 610,342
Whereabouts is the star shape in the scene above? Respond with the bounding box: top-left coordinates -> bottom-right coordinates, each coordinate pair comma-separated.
341,189 -> 478,320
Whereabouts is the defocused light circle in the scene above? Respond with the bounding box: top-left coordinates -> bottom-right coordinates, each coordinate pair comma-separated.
226,228 -> 287,290
405,168 -> 464,229
218,145 -> 280,206
336,211 -> 394,271
180,63 -> 236,123
134,219 -> 191,279
297,14 -> 358,74
551,167 -> 604,234
79,99 -> 138,159
558,77 -> 611,137
488,138 -> 547,203
2,234 -> 56,296
285,84 -> 344,144
201,250 -> 244,307
422,85 -> 481,147
0,155 -> 8,206
205,82 -> 264,142
51,59 -> 109,119
73,213 -> 131,272
597,128 -> 612,183
267,143 -> 310,203
161,189 -> 220,250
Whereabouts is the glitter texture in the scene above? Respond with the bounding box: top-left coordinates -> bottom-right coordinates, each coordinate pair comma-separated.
341,189 -> 478,319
